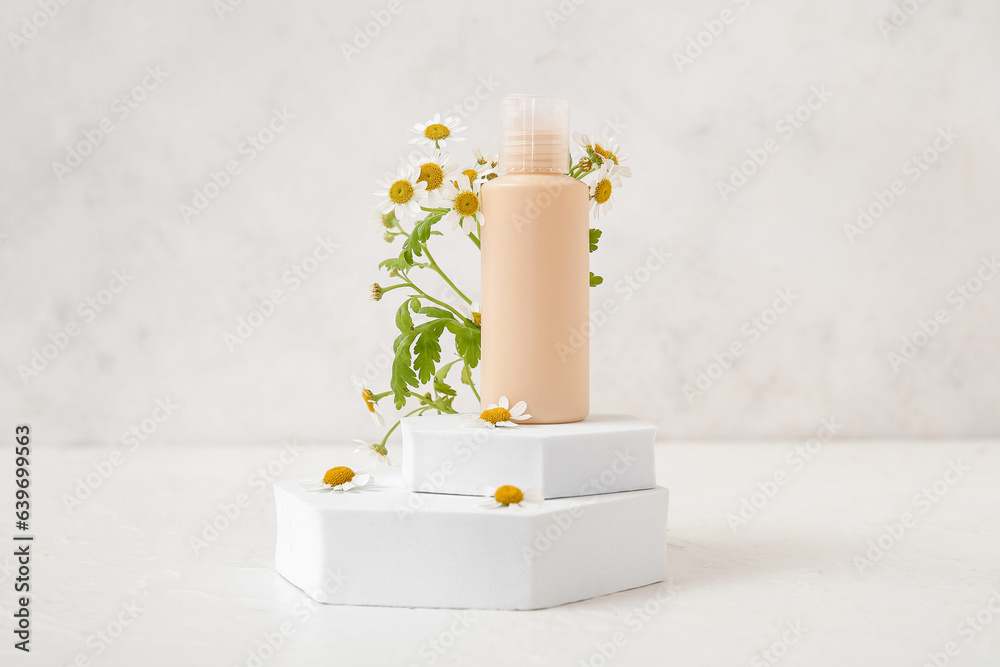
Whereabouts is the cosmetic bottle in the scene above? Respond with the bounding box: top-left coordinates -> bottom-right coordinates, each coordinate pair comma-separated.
479,95 -> 590,424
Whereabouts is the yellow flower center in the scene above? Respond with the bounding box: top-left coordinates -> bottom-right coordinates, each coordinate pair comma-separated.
594,179 -> 612,205
424,123 -> 450,141
461,168 -> 478,184
472,311 -> 481,325
494,485 -> 524,506
389,179 -> 414,204
454,191 -> 479,216
418,162 -> 445,190
361,389 -> 376,413
480,406 -> 511,424
323,466 -> 355,487
594,144 -> 619,165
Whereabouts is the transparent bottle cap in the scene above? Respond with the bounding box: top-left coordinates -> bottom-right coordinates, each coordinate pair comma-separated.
499,95 -> 569,174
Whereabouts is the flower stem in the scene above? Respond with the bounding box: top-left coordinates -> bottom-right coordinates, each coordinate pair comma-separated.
402,279 -> 464,319
378,406 -> 428,448
424,245 -> 472,305
407,391 -> 457,414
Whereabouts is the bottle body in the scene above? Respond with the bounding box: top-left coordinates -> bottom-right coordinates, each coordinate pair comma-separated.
480,173 -> 590,423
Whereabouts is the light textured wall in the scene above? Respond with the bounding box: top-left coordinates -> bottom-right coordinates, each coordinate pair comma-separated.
2,0 -> 998,445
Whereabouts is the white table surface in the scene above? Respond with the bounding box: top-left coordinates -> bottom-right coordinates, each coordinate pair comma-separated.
6,440 -> 999,666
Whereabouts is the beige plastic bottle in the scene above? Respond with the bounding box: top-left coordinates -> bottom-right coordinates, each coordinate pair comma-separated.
480,95 -> 590,424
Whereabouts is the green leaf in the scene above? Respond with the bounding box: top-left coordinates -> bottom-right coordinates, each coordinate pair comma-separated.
418,306 -> 456,320
413,320 -> 445,384
461,363 -> 475,387
449,322 -> 481,369
409,296 -> 421,312
379,256 -> 411,274
434,359 -> 460,397
393,331 -> 410,353
390,334 -> 417,409
395,300 -> 413,333
589,228 -> 602,253
590,272 -> 604,287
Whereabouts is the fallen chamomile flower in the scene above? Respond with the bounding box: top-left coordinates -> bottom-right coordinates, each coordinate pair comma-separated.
408,113 -> 466,149
480,484 -> 543,509
462,396 -> 532,428
301,466 -> 372,492
353,439 -> 392,466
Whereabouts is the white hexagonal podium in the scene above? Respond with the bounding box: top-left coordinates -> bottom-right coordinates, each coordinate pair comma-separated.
401,414 -> 657,498
273,469 -> 668,610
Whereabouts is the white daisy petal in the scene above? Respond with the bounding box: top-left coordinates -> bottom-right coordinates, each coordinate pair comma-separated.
512,412 -> 532,421
498,396 -> 509,409
509,401 -> 528,417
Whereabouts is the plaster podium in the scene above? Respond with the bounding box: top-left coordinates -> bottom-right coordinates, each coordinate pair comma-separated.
274,415 -> 669,610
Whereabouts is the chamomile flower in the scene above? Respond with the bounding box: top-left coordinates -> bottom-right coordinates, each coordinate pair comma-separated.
573,132 -> 631,178
588,163 -> 622,219
352,375 -> 384,426
374,164 -> 428,222
479,484 -> 543,509
442,179 -> 483,233
301,465 -> 372,492
353,439 -> 392,466
456,166 -> 483,187
459,300 -> 481,326
473,147 -> 499,170
408,114 -> 467,149
412,152 -> 458,203
462,396 -> 532,428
